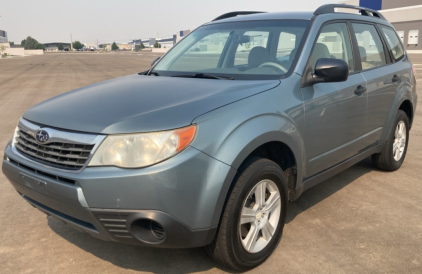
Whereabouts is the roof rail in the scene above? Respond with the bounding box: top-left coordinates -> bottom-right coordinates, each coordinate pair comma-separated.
212,11 -> 266,22
314,4 -> 386,20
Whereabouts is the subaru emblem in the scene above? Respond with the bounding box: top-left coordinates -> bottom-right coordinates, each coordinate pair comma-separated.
35,130 -> 49,143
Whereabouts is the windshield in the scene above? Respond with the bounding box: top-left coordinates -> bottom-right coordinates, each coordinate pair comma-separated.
153,20 -> 311,80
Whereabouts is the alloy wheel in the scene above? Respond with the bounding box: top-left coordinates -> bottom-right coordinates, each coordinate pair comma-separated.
239,179 -> 281,253
393,120 -> 407,161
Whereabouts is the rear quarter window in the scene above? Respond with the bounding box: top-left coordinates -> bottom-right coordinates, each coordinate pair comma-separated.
379,25 -> 405,61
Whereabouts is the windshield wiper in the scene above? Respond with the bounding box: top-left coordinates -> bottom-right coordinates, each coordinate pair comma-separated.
148,71 -> 160,76
172,73 -> 234,80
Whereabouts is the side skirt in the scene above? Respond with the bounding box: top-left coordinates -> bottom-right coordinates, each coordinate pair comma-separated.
292,144 -> 383,200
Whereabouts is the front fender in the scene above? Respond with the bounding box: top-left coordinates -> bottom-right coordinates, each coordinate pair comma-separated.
196,123 -> 304,227
190,76 -> 305,227
193,113 -> 304,176
191,76 -> 305,184
191,94 -> 305,227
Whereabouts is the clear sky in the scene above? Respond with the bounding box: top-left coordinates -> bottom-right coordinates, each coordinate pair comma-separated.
1,0 -> 334,44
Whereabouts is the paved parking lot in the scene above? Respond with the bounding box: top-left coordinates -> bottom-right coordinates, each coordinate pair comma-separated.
0,52 -> 421,274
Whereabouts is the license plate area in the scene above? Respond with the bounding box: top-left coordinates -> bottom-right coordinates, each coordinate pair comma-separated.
20,172 -> 48,194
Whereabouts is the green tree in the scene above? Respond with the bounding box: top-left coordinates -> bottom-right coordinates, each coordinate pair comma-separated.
21,39 -> 26,47
72,41 -> 84,50
57,43 -> 64,50
111,42 -> 119,50
10,42 -> 14,46
140,42 -> 145,49
153,42 -> 161,48
34,43 -> 45,50
24,36 -> 39,49
0,45 -> 6,57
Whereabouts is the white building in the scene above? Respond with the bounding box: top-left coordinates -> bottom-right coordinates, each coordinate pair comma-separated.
340,0 -> 422,51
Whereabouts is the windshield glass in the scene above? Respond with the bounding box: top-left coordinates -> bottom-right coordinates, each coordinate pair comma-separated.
153,20 -> 311,80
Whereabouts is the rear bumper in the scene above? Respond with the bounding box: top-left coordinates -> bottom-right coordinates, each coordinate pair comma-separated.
2,142 -> 232,248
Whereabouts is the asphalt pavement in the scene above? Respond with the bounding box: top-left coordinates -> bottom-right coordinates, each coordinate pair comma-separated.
0,52 -> 421,274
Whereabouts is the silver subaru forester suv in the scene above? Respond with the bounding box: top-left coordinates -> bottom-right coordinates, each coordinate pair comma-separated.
2,4 -> 417,271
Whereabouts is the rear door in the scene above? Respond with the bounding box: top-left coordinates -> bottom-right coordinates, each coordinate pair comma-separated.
377,25 -> 410,126
350,22 -> 399,144
301,22 -> 367,178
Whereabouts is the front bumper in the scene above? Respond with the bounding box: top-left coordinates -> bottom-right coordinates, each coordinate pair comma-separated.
2,142 -> 235,248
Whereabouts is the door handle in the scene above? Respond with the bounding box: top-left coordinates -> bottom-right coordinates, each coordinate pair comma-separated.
392,75 -> 401,83
354,85 -> 367,96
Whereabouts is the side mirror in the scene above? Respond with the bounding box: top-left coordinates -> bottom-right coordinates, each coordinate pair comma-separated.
151,57 -> 161,67
239,35 -> 250,44
312,58 -> 348,84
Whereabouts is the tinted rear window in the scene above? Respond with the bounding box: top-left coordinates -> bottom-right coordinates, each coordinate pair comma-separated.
379,25 -> 405,61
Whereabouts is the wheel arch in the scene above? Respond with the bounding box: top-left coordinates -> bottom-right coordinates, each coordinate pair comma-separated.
209,131 -> 304,230
399,100 -> 413,128
379,88 -> 414,143
238,141 -> 298,199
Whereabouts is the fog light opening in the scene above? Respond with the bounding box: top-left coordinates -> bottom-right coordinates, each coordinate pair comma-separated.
130,219 -> 166,244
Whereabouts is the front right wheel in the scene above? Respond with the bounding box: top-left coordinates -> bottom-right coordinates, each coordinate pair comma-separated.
206,158 -> 288,271
372,110 -> 410,171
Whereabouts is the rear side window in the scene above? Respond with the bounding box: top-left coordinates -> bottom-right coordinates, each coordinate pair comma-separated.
352,23 -> 387,70
379,26 -> 405,61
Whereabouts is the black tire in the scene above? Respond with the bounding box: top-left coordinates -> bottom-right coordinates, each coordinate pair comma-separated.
372,110 -> 410,171
206,157 -> 288,271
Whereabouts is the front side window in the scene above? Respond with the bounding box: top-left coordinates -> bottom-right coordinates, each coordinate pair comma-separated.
352,23 -> 387,70
310,23 -> 355,73
153,20 -> 311,80
380,26 -> 404,61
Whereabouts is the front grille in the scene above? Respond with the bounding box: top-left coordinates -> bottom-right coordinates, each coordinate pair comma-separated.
15,129 -> 95,171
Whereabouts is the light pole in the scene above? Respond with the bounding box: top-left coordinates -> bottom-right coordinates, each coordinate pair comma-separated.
70,34 -> 73,51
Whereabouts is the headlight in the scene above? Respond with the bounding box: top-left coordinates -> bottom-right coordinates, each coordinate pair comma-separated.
88,125 -> 196,168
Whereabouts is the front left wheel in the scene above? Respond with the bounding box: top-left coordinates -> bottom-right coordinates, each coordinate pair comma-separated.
206,158 -> 288,271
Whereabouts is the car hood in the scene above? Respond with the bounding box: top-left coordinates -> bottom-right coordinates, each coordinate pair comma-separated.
23,74 -> 280,134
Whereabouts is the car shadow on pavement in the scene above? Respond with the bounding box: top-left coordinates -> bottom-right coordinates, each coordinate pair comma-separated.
286,157 -> 375,223
47,215 -> 233,273
47,157 -> 375,273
